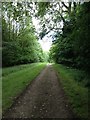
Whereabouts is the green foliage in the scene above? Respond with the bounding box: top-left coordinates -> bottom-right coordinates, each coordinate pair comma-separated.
53,64 -> 88,118
43,51 -> 49,62
49,2 -> 90,73
37,2 -> 50,17
2,63 -> 46,112
2,2 -> 45,67
37,2 -> 90,72
72,3 -> 90,71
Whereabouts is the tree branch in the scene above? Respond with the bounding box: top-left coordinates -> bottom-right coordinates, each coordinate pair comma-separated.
62,2 -> 68,10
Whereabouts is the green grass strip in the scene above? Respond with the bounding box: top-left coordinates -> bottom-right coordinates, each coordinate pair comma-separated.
2,63 -> 39,77
53,64 -> 88,118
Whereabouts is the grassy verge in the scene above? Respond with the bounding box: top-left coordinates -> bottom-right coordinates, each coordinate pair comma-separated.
2,63 -> 39,77
2,63 -> 46,112
53,64 -> 88,118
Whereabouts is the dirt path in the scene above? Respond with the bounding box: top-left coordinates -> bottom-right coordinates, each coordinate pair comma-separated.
3,65 -> 74,118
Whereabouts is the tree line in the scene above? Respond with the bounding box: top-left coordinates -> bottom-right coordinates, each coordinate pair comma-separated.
2,2 -> 45,67
2,1 -> 90,72
37,2 -> 90,72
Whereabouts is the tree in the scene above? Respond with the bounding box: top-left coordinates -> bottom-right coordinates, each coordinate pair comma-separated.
36,2 -> 90,72
2,2 -> 45,67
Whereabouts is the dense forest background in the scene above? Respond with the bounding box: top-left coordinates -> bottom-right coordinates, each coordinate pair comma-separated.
36,2 -> 90,73
2,2 -> 46,67
2,2 -> 90,73
49,2 -> 90,73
